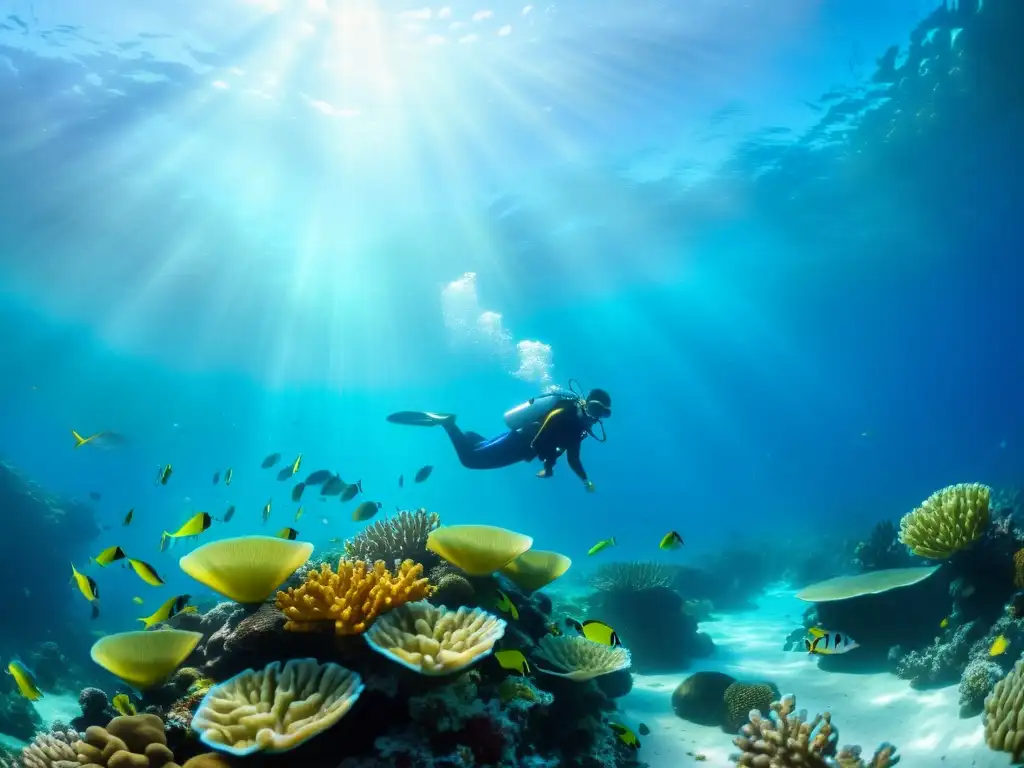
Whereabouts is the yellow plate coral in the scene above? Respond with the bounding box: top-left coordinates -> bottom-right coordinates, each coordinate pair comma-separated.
499,550 -> 572,592
795,566 -> 940,602
90,630 -> 203,689
426,524 -> 533,575
534,635 -> 631,682
363,601 -> 506,676
179,535 -> 314,604
191,658 -> 364,756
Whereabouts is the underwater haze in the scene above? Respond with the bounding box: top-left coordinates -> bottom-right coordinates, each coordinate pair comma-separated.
1,0 -> 1023,766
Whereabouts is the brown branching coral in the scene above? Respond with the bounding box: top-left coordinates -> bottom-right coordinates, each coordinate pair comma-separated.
344,509 -> 441,567
276,558 -> 434,635
590,561 -> 673,593
731,694 -> 899,767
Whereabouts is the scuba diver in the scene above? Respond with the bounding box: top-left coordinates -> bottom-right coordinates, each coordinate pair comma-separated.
386,380 -> 611,492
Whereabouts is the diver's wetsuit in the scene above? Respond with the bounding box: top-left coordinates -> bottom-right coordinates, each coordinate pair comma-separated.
440,421 -> 535,470
531,404 -> 589,481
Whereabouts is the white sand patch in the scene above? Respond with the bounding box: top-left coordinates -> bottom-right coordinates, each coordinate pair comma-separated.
619,589 -> 1003,767
32,692 -> 81,728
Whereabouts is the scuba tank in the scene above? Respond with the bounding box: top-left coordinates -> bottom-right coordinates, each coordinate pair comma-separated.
503,389 -> 578,432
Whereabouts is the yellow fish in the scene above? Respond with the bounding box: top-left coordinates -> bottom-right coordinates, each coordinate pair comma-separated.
7,660 -> 42,701
128,558 -> 165,587
276,527 -> 299,540
587,538 -> 616,556
609,723 -> 640,750
91,545 -> 127,567
224,467 -> 233,486
940,617 -> 950,629
132,597 -> 144,605
805,628 -> 859,655
71,429 -> 103,449
292,453 -> 303,476
659,531 -> 684,550
262,499 -> 272,524
155,464 -> 173,485
494,649 -> 530,675
991,635 -> 1010,657
352,501 -> 382,522
112,693 -> 136,716
139,594 -> 195,629
495,589 -> 519,620
70,563 -> 100,618
567,618 -> 621,647
160,512 -> 212,551
295,506 -> 305,522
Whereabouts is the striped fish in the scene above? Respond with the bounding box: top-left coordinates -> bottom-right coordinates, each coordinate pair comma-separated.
805,627 -> 859,655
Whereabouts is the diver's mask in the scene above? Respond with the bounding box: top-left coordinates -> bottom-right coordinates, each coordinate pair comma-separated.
582,399 -> 610,442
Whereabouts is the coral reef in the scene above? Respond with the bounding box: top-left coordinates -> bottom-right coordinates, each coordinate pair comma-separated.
18,727 -> 80,768
731,694 -> 899,767
76,714 -> 179,767
853,521 -> 916,572
891,620 -> 983,687
534,636 -> 631,681
723,681 -> 780,734
959,658 -> 1002,718
426,525 -> 534,576
343,508 -> 441,569
499,550 -> 572,592
590,563 -> 673,593
984,659 -> 1024,761
72,687 -> 117,732
672,671 -> 736,727
91,631 -> 204,689
898,482 -> 990,559
276,558 -> 433,635
180,536 -> 313,604
0,689 -> 43,740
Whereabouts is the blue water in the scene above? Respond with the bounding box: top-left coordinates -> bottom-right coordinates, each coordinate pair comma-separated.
0,0 -> 1020,723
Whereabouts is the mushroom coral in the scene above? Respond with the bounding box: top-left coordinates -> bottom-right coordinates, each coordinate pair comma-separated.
898,482 -> 990,559
425,524 -> 533,576
363,601 -> 506,675
179,535 -> 314,604
191,658 -> 364,757
499,550 -> 572,592
275,558 -> 433,635
90,630 -> 203,689
533,635 -> 631,682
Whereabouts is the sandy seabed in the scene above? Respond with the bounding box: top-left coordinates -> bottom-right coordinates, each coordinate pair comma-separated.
619,588 -> 1007,768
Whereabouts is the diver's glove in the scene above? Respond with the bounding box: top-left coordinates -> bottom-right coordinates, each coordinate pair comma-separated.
584,480 -> 595,492
536,469 -> 552,479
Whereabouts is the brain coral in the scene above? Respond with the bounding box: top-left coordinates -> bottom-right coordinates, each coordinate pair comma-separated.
723,681 -> 780,734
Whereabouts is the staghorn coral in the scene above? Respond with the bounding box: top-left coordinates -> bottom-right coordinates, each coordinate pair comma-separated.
959,658 -> 1002,718
344,508 -> 441,568
19,728 -> 80,768
898,482 -> 990,559
723,681 -> 780,734
985,659 -> 1024,761
191,658 -> 364,756
590,561 -> 673,593
534,635 -> 631,681
75,714 -> 179,768
731,694 -> 899,767
363,601 -> 506,675
275,558 -> 434,635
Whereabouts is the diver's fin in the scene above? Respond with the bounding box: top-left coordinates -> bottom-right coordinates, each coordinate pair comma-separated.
386,411 -> 454,426
464,431 -> 486,446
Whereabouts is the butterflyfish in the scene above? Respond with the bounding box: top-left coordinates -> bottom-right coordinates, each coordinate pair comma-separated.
261,453 -> 281,469
112,693 -> 136,716
566,618 -> 621,647
291,453 -> 303,475
132,596 -> 144,605
128,558 -> 165,587
156,464 -> 173,485
223,505 -> 236,523
494,649 -> 530,675
588,538 -> 616,556
414,465 -> 433,483
295,505 -> 305,521
91,546 -> 127,567
72,429 -> 103,449
123,508 -> 134,526
638,723 -> 650,736
160,512 -> 212,551
70,563 -> 100,618
262,499 -> 272,523
352,500 -> 382,522
609,723 -> 640,750
7,660 -> 42,701
805,628 -> 859,655
224,468 -> 233,486
495,589 -> 519,621
659,531 -> 684,550
991,635 -> 1010,657
276,527 -> 299,540
340,481 -> 363,503
138,594 -> 195,629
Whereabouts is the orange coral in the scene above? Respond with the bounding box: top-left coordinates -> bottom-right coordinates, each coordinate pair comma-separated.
1014,549 -> 1024,589
275,559 -> 434,635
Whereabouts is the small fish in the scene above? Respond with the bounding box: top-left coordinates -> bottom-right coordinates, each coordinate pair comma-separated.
352,500 -> 382,522
991,635 -> 1010,657
132,596 -> 144,605
128,558 -> 165,587
805,627 -> 859,655
609,723 -> 640,750
305,469 -> 333,485
156,464 -> 173,485
276,527 -> 299,540
340,481 -> 363,503
414,465 -> 433,483
262,499 -> 272,523
89,491 -> 102,501
291,483 -> 306,503
295,505 -> 305,522
70,563 -> 99,616
261,452 -> 281,469
588,538 -> 616,556
659,531 -> 684,550
276,466 -> 293,481
112,693 -> 136,716
494,649 -> 530,675
637,723 -> 650,736
567,618 -> 620,647
224,468 -> 233,486
91,545 -> 127,567
212,471 -> 220,484
328,537 -> 343,543
940,617 -> 950,629
138,594 -> 195,629
495,589 -> 519,620
223,505 -> 236,523
72,429 -> 104,449
160,512 -> 213,551
123,508 -> 134,526
320,475 -> 345,496
545,622 -> 563,637
291,453 -> 303,475
7,660 -> 42,701
398,474 -> 404,488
